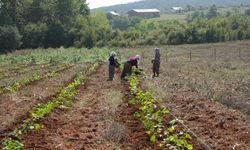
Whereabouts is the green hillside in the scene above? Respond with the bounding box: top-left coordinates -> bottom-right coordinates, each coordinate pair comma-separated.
92,0 -> 250,12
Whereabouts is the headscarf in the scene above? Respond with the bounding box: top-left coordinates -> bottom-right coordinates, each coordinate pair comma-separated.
135,55 -> 141,60
155,48 -> 160,61
110,51 -> 117,57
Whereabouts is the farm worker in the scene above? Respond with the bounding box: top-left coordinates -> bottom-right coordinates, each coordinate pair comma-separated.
121,55 -> 141,79
152,48 -> 160,78
107,51 -> 119,81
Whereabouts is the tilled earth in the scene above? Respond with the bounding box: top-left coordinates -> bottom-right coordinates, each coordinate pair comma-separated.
142,79 -> 250,150
21,65 -> 121,149
20,65 -> 160,150
167,89 -> 250,150
0,64 -> 90,142
1,64 -> 250,150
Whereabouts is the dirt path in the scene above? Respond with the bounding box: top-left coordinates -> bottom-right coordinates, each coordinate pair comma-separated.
20,65 -> 155,150
0,64 -> 90,140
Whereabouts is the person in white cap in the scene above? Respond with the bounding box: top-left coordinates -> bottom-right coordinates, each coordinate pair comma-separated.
108,51 -> 119,81
121,54 -> 141,79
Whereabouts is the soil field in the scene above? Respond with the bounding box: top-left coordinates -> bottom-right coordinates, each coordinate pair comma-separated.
0,63 -> 90,142
0,41 -> 250,150
118,41 -> 250,149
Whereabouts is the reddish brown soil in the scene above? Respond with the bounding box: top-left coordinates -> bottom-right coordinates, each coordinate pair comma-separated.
2,64 -> 249,150
119,82 -> 204,150
0,64 -> 58,88
144,85 -> 250,150
19,65 -> 157,150
21,65 -> 115,149
117,81 -> 158,150
0,64 -> 54,84
0,64 -> 89,141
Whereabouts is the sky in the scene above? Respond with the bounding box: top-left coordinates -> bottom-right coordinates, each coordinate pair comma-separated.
87,0 -> 142,9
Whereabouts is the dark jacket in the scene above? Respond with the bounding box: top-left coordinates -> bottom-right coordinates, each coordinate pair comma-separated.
109,56 -> 116,66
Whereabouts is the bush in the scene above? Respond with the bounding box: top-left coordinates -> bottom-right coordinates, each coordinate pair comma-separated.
245,9 -> 250,16
44,22 -> 66,48
0,26 -> 21,53
22,23 -> 48,48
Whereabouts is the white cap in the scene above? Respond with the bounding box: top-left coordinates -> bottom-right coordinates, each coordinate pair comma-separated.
110,51 -> 117,57
135,55 -> 141,60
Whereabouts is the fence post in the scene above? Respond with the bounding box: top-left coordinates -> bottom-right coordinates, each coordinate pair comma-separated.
189,50 -> 192,61
239,49 -> 241,60
214,48 -> 217,61
165,53 -> 168,62
141,51 -> 145,62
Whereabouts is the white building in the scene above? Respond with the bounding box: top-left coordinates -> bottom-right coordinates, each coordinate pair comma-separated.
170,7 -> 183,13
127,9 -> 161,18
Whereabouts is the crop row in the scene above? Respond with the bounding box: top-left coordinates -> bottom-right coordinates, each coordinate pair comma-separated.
128,70 -> 193,150
1,63 -> 99,150
0,64 -> 74,94
0,64 -> 35,74
0,64 -> 53,81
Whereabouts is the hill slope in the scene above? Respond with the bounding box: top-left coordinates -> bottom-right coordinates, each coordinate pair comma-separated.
92,0 -> 250,12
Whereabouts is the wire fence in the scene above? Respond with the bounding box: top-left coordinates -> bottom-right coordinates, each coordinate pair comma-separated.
162,49 -> 250,62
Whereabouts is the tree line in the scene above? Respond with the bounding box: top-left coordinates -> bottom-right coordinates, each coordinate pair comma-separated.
93,0 -> 250,12
99,7 -> 250,47
0,0 -> 90,52
0,1 -> 250,52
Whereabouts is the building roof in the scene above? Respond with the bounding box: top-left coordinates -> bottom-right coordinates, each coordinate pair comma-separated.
171,7 -> 183,10
108,11 -> 120,16
131,9 -> 160,13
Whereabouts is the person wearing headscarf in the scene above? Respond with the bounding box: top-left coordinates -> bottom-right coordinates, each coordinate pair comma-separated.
152,48 -> 160,78
121,55 -> 141,80
108,51 -> 119,81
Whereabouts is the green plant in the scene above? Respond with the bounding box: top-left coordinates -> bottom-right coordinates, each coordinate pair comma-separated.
128,71 -> 193,150
2,62 -> 99,149
10,82 -> 22,92
2,138 -> 24,150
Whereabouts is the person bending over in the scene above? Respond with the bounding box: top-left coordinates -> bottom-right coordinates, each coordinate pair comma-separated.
121,55 -> 141,80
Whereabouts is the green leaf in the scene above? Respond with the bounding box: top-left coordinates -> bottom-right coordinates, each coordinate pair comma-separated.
159,143 -> 165,147
185,133 -> 192,139
146,130 -> 151,135
150,135 -> 156,143
186,143 -> 193,150
167,125 -> 176,133
134,112 -> 141,118
162,107 -> 169,114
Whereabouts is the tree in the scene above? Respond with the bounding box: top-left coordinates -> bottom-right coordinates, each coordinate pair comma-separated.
206,4 -> 219,19
111,16 -> 130,30
89,12 -> 111,46
187,11 -> 201,23
0,0 -> 17,25
0,26 -> 21,52
245,9 -> 250,16
129,16 -> 143,27
22,23 -> 48,48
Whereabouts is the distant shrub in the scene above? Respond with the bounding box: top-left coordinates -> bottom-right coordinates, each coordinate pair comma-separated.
0,26 -> 21,53
44,22 -> 66,48
22,23 -> 48,48
245,9 -> 250,16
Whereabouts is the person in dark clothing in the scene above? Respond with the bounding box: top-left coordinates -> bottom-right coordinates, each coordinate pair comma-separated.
152,48 -> 160,78
108,51 -> 119,81
121,55 -> 140,79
